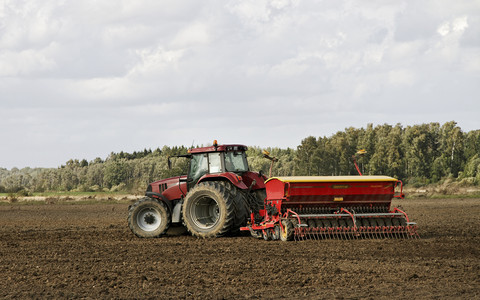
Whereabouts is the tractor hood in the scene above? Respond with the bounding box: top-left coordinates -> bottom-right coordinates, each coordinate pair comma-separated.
147,175 -> 187,201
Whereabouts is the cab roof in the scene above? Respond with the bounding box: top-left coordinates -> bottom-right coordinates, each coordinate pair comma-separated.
188,144 -> 248,154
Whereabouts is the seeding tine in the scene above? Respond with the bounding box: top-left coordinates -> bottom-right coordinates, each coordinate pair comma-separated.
413,229 -> 418,239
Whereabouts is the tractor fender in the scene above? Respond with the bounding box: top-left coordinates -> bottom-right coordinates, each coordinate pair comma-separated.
198,173 -> 249,190
145,192 -> 174,213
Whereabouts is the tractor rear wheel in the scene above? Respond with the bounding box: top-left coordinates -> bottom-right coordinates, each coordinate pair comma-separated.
128,197 -> 171,238
182,181 -> 247,238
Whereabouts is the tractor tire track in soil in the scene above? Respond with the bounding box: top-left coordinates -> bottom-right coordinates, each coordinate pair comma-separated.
0,198 -> 479,299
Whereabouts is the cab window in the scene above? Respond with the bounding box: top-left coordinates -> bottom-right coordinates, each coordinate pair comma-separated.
208,153 -> 222,173
188,154 -> 208,183
224,151 -> 249,172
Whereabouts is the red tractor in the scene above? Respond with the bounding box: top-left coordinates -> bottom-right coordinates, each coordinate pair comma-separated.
129,142 -> 418,241
128,141 -> 266,238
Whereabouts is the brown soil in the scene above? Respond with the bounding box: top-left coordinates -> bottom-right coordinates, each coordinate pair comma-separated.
0,198 -> 479,299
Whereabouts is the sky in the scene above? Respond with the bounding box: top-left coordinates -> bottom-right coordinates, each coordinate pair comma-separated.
1,0 -> 479,169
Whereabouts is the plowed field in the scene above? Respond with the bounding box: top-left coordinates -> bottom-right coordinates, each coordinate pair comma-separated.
1,198 -> 479,299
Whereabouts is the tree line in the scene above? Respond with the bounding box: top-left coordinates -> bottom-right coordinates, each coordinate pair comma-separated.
1,121 -> 479,194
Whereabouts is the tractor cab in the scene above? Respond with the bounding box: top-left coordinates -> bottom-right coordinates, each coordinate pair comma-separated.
186,141 -> 249,190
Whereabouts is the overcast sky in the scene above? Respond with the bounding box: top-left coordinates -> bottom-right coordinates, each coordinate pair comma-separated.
1,0 -> 479,169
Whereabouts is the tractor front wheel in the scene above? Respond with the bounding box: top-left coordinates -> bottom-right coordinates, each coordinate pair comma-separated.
128,197 -> 171,238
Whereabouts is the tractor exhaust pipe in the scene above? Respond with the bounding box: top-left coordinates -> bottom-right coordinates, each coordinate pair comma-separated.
262,150 -> 278,177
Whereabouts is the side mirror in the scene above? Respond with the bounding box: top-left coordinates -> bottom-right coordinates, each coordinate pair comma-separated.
167,156 -> 172,170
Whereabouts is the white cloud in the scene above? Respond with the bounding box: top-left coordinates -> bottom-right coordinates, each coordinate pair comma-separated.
0,49 -> 56,76
438,16 -> 469,36
0,0 -> 479,168
387,69 -> 417,87
171,22 -> 211,48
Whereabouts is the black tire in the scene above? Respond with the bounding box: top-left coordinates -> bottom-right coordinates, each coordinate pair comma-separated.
128,197 -> 171,238
280,219 -> 295,242
182,181 -> 244,238
218,181 -> 249,233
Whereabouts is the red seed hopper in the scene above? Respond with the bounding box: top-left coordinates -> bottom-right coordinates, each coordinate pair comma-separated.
241,175 -> 418,241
